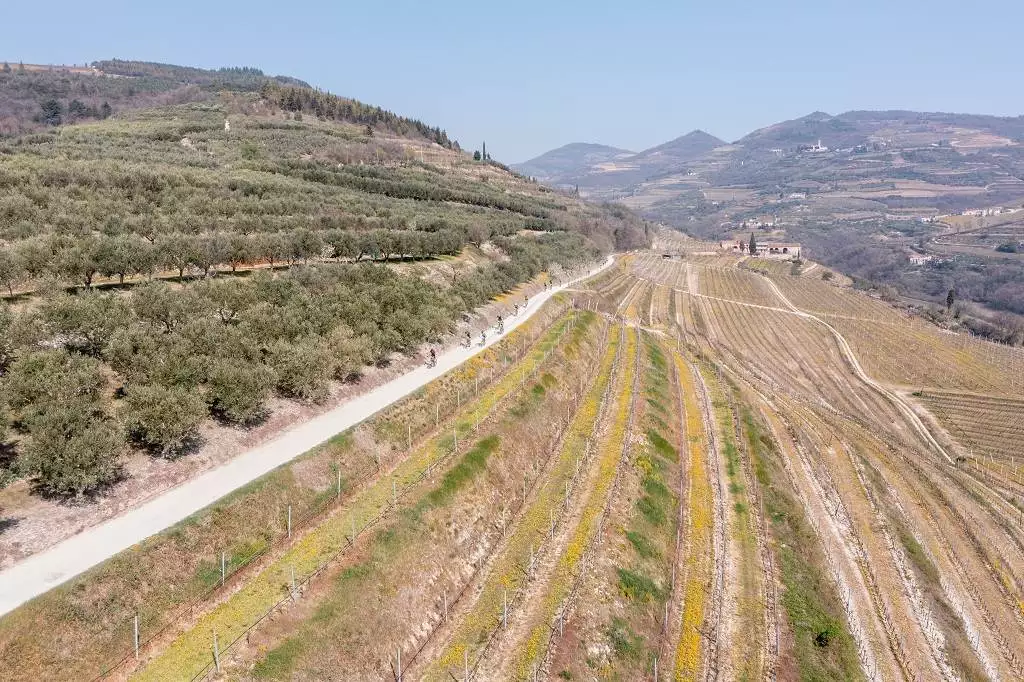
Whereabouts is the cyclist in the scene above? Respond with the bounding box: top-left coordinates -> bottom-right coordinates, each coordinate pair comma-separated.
464,331 -> 471,347
429,348 -> 436,367
480,330 -> 487,345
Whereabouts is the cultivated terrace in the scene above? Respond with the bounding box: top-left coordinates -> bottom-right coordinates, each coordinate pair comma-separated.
1,62 -> 1023,682
0,62 -> 648,570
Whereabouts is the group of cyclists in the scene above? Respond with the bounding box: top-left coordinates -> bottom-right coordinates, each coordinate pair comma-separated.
426,292 -> 533,367
423,266 -> 598,368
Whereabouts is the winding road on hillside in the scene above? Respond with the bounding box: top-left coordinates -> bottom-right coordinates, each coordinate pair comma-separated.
0,256 -> 615,617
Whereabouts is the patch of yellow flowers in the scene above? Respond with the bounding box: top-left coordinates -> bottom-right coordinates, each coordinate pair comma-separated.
135,312 -> 578,681
673,353 -> 713,681
424,326 -> 624,681
512,328 -> 637,680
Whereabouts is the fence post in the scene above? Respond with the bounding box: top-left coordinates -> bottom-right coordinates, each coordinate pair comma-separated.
213,630 -> 220,673
436,403 -> 440,428
408,424 -> 412,451
444,589 -> 448,621
502,588 -> 508,629
396,646 -> 402,681
133,613 -> 139,660
221,551 -> 226,587
287,504 -> 292,539
337,469 -> 342,500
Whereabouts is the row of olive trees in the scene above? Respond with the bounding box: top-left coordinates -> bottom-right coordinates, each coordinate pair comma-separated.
0,226 -> 469,294
0,232 -> 599,497
0,264 -> 451,496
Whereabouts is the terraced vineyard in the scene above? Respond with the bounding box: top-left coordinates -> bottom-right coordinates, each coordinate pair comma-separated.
3,249 -> 1023,681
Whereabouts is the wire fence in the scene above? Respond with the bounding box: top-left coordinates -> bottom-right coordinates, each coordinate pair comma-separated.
188,310 -> 597,681
69,262 -> 612,682
86,304 -> 566,682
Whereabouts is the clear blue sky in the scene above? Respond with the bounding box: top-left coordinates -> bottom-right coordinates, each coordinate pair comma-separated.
5,0 -> 1022,162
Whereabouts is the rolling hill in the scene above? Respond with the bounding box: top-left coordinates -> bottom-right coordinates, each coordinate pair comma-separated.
512,142 -> 634,183
0,59 -> 649,545
513,129 -> 726,193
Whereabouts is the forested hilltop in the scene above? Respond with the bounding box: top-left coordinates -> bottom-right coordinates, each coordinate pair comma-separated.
0,62 -> 649,498
0,59 -> 451,142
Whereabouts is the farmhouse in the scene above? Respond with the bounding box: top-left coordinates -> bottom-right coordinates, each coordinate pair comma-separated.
755,241 -> 801,258
732,240 -> 802,259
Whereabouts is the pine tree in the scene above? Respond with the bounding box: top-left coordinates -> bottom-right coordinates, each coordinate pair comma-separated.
749,232 -> 757,255
1,62 -> 11,73
946,288 -> 955,310
39,99 -> 64,126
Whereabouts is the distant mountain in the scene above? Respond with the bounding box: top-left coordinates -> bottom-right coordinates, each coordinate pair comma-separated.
628,130 -> 725,167
514,143 -> 634,183
736,109 -> 1024,153
547,109 -> 1024,325
513,130 -> 726,194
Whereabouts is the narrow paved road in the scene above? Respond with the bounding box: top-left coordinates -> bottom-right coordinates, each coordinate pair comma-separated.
0,256 -> 614,617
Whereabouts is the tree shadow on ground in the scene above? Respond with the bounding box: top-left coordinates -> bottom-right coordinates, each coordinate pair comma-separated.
0,515 -> 21,535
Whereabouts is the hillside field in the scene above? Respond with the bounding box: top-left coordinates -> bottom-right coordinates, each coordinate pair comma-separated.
2,245 -> 1022,681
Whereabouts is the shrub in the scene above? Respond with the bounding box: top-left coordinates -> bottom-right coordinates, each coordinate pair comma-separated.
607,617 -> 643,659
624,530 -> 659,559
636,494 -> 665,526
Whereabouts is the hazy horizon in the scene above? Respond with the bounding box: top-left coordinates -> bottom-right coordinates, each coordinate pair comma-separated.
6,0 -> 1024,163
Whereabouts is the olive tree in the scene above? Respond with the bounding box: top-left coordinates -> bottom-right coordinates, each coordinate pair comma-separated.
19,401 -> 123,497
0,249 -> 25,295
40,291 -> 131,356
4,349 -> 106,424
133,282 -> 201,333
123,384 -> 207,457
267,335 -> 333,401
196,278 -> 257,323
207,360 -> 275,424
